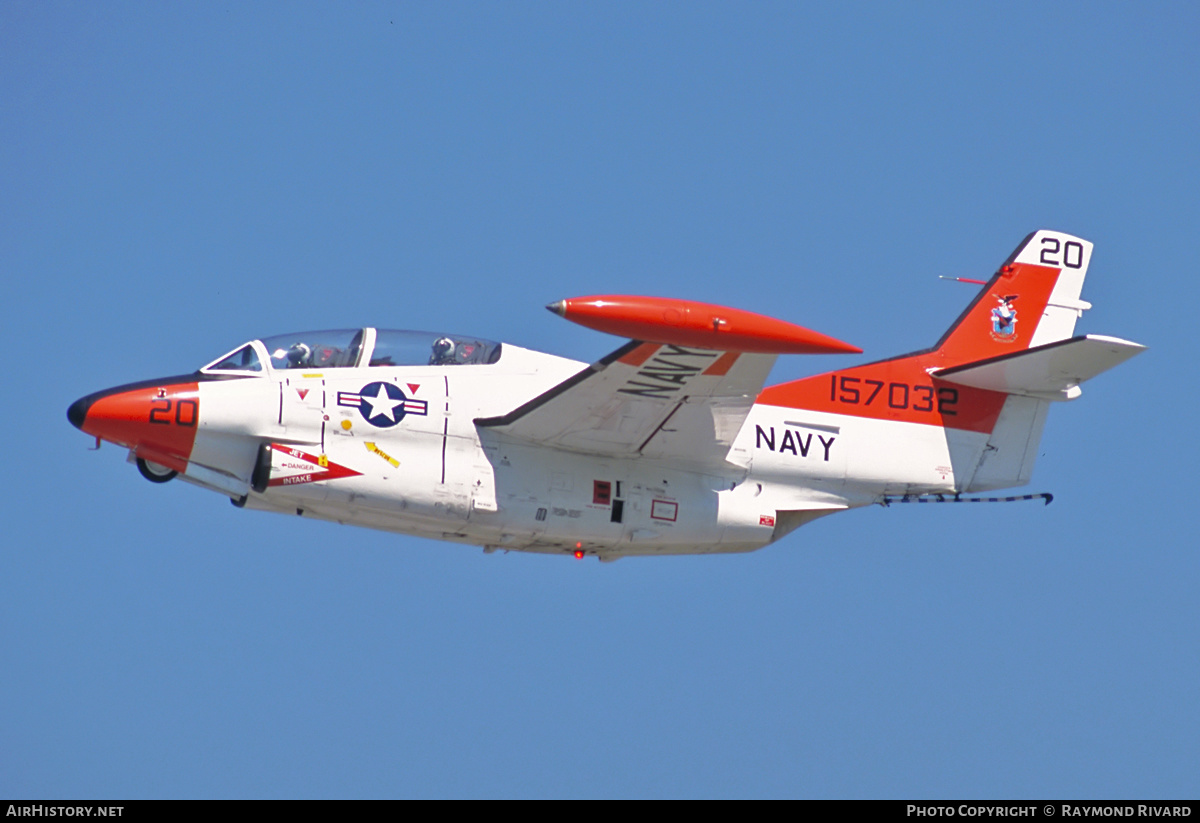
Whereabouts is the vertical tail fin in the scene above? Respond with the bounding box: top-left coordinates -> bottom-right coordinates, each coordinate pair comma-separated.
758,230 -> 1096,432
934,230 -> 1093,366
755,230 -> 1110,494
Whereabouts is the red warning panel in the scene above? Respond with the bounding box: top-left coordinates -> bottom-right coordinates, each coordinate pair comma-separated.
593,480 -> 612,506
267,444 -> 362,487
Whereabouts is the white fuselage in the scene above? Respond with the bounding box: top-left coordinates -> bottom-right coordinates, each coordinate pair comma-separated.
178,343 -> 977,559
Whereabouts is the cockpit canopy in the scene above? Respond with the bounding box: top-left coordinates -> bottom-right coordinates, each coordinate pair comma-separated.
201,329 -> 503,375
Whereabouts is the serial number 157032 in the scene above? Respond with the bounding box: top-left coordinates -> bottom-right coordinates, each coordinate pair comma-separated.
830,375 -> 958,415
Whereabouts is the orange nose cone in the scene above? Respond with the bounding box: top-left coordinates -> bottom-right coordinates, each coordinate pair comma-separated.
69,378 -> 200,469
550,295 -> 861,355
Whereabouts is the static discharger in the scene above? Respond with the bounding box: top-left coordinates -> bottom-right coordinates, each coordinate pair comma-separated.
938,276 -> 988,285
547,295 -> 861,355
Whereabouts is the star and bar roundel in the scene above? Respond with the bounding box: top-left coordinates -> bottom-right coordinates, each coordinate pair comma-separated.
337,381 -> 428,428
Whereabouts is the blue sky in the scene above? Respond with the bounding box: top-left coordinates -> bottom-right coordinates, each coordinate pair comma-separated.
3,1 -> 1197,798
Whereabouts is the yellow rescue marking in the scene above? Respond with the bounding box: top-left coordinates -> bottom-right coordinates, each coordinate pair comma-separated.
364,442 -> 399,468
302,372 -> 324,378
340,419 -> 353,430
318,454 -> 329,468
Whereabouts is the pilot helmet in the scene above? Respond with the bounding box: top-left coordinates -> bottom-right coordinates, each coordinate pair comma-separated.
286,342 -> 311,367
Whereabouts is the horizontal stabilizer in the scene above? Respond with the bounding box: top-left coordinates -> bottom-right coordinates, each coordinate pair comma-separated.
932,335 -> 1145,401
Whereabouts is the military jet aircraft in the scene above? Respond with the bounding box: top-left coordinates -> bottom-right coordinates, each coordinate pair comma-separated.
68,230 -> 1144,560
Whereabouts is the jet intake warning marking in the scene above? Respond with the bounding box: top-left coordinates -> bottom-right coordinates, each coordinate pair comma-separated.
267,444 -> 362,486
337,381 -> 428,427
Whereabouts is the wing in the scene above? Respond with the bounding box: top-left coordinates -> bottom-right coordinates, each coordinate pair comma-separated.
476,340 -> 776,463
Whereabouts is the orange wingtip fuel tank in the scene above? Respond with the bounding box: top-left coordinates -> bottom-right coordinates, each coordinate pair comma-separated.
547,295 -> 862,355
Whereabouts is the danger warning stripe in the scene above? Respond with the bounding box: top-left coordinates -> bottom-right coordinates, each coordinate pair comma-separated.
266,444 -> 362,487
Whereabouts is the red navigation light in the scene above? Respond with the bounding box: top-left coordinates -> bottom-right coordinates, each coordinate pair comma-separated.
574,542 -> 584,559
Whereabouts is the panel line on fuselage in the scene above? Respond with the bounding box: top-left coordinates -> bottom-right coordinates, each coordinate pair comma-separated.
440,374 -> 450,485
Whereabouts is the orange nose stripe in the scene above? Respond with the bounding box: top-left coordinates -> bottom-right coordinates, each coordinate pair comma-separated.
80,382 -> 200,462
